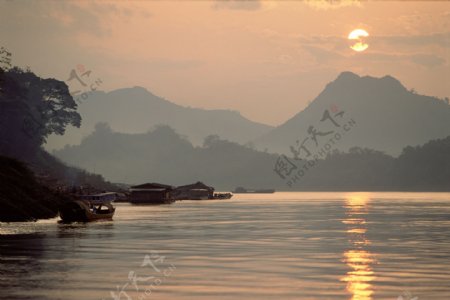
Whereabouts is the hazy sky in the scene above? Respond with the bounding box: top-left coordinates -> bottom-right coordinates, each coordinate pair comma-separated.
1,0 -> 449,126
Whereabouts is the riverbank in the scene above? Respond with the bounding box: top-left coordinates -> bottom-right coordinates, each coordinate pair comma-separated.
0,155 -> 69,222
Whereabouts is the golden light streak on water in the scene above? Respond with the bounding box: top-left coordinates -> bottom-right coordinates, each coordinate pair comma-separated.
341,193 -> 376,300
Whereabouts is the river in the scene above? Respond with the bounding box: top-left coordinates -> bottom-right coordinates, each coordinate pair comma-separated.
1,192 -> 450,299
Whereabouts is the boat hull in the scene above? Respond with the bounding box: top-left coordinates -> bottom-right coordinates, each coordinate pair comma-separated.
129,199 -> 175,205
233,189 -> 275,194
59,200 -> 115,223
212,193 -> 233,199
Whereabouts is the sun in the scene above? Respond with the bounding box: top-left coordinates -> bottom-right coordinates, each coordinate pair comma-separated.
348,29 -> 369,52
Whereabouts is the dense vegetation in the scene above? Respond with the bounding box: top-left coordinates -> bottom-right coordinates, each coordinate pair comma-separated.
296,138 -> 450,191
0,48 -> 81,161
393,137 -> 450,190
0,155 -> 68,221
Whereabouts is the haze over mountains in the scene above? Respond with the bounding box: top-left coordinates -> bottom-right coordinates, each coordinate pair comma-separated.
50,71 -> 450,189
47,72 -> 450,158
45,86 -> 272,150
53,122 -> 450,191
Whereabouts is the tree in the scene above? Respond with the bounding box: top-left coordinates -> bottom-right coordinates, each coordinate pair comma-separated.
203,134 -> 221,148
0,50 -> 81,159
0,47 -> 11,71
0,47 -> 12,96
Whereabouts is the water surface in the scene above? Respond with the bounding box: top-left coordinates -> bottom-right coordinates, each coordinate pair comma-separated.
1,192 -> 450,299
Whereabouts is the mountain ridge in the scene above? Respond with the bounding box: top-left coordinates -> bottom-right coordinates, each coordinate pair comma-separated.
254,71 -> 450,156
45,86 -> 273,150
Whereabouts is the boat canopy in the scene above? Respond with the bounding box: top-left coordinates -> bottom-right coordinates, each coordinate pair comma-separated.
79,192 -> 117,203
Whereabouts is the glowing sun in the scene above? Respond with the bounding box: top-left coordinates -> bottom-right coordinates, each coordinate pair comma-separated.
348,29 -> 369,52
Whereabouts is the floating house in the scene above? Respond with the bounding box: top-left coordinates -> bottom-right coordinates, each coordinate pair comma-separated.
129,183 -> 174,204
173,181 -> 215,200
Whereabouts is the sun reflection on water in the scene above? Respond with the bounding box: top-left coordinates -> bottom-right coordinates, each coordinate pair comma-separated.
341,193 -> 376,300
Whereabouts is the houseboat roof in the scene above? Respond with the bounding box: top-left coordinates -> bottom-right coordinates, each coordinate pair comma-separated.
130,188 -> 168,192
79,192 -> 117,203
130,182 -> 174,190
176,181 -> 214,191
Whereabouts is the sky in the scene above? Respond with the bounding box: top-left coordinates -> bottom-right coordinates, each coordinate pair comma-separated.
1,0 -> 449,126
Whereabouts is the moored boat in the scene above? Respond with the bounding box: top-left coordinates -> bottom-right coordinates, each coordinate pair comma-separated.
212,192 -> 233,199
233,187 -> 275,194
129,183 -> 175,204
59,193 -> 116,222
173,181 -> 214,200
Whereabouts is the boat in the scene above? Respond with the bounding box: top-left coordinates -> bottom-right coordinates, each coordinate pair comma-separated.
129,183 -> 175,204
212,192 -> 233,199
232,187 -> 275,194
173,182 -> 214,200
175,188 -> 210,200
59,193 -> 116,222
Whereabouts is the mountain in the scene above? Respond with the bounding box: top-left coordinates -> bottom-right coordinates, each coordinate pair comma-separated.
254,72 -> 450,156
45,87 -> 272,150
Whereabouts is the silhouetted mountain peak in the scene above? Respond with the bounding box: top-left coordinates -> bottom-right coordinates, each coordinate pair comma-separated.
332,72 -> 405,91
324,72 -> 409,99
335,71 -> 360,82
109,86 -> 159,99
255,71 -> 450,156
378,75 -> 407,91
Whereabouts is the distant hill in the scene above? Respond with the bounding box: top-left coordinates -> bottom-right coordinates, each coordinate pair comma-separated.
45,87 -> 272,150
296,136 -> 450,191
393,135 -> 450,190
254,72 -> 450,156
53,124 -> 283,189
53,123 -> 450,191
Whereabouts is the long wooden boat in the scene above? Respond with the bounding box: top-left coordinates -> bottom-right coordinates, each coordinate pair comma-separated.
212,192 -> 233,199
233,187 -> 275,194
59,193 -> 116,222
